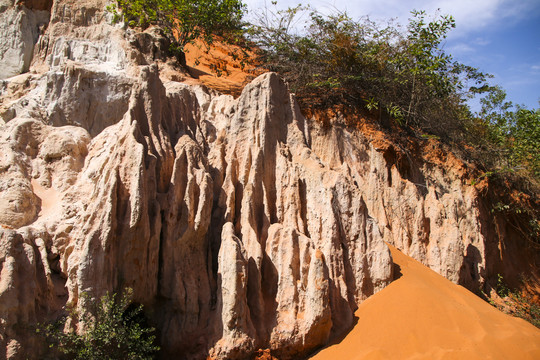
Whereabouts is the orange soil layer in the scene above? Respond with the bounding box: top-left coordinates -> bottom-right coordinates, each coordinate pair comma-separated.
184,41 -> 261,96
310,245 -> 540,360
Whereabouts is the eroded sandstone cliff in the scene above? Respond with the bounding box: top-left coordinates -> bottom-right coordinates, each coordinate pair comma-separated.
0,1 -> 536,359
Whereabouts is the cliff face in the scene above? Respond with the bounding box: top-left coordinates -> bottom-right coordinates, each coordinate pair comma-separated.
0,1 -> 534,359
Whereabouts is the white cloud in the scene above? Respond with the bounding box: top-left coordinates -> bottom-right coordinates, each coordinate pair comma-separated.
448,43 -> 475,54
473,37 -> 491,46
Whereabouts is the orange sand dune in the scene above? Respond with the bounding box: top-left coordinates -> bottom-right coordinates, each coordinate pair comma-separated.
311,245 -> 540,360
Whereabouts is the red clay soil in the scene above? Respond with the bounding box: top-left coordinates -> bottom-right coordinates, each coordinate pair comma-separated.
184,40 -> 263,97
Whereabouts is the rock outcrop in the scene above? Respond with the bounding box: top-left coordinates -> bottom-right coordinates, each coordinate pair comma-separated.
0,0 -> 51,79
0,1 -> 536,359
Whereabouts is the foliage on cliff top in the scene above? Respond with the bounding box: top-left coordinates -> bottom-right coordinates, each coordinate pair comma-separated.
248,4 -> 539,183
249,6 -> 488,136
108,0 -> 246,55
474,86 -> 540,179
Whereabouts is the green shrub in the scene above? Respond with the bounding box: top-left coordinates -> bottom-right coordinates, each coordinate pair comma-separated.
38,289 -> 159,360
476,86 -> 540,174
496,274 -> 509,297
491,275 -> 540,328
107,0 -> 246,57
249,5 -> 490,138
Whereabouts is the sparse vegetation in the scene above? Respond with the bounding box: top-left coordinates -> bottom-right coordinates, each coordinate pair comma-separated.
248,5 -> 491,137
37,289 -> 159,360
491,275 -> 540,328
107,0 -> 539,189
473,85 -> 540,179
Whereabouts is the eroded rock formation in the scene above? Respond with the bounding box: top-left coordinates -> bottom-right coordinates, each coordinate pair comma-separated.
0,1 -> 535,359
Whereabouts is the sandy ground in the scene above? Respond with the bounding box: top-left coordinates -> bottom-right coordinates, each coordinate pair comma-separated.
310,245 -> 540,360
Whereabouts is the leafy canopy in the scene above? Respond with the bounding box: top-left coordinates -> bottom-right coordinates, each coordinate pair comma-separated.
108,0 -> 246,51
477,86 -> 540,179
38,289 -> 159,360
249,5 -> 491,136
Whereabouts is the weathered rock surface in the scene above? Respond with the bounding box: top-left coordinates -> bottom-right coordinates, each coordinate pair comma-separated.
0,0 -> 50,79
0,1 -> 536,359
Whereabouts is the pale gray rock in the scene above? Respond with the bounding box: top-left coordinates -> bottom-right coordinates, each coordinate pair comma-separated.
0,118 -> 89,228
209,222 -> 256,359
0,4 -> 50,79
264,224 -> 332,357
44,64 -> 133,136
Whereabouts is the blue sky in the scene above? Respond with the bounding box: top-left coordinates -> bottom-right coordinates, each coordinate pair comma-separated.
243,0 -> 540,111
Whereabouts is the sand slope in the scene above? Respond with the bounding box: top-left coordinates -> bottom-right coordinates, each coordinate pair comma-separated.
310,245 -> 540,360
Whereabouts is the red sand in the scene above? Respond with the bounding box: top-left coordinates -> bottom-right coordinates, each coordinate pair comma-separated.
310,245 -> 540,360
